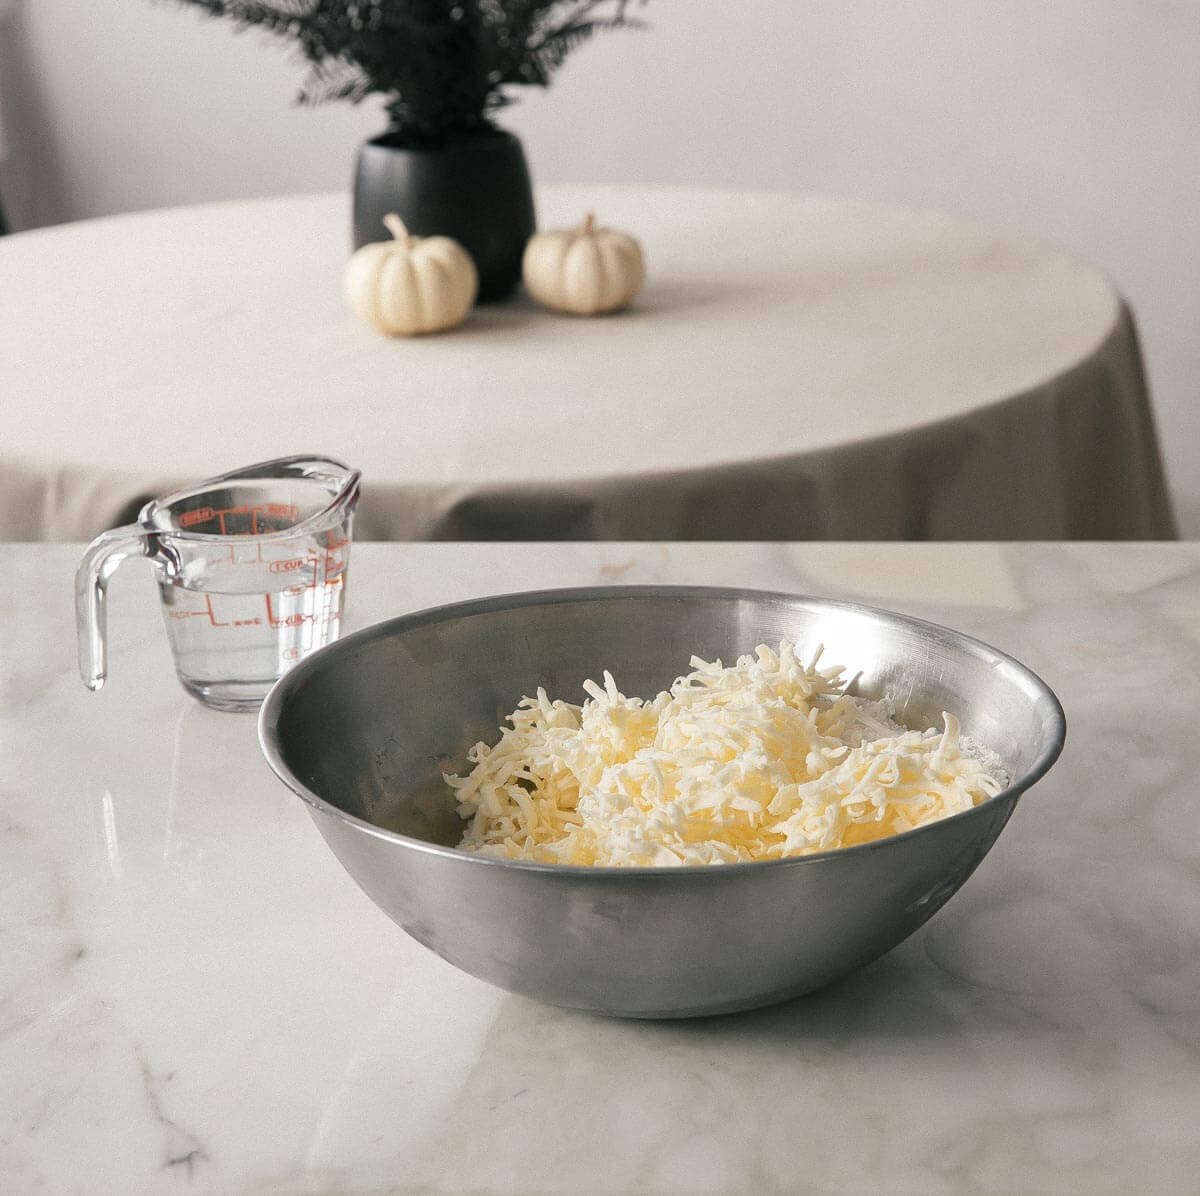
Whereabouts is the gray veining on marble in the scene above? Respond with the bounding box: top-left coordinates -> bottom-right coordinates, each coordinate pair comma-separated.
2,543 -> 1199,1195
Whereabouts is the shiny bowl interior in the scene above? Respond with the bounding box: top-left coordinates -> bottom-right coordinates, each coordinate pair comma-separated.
258,586 -> 1065,1018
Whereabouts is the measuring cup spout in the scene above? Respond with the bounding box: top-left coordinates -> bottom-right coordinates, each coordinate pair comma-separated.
75,523 -> 158,691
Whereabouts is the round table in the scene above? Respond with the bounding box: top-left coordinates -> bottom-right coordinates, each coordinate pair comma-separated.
0,186 -> 1176,541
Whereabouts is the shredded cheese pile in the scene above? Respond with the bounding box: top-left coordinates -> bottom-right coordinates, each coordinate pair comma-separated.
448,642 -> 1007,867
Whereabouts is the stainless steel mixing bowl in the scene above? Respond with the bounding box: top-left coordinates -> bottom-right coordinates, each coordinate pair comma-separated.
258,586 -> 1065,1018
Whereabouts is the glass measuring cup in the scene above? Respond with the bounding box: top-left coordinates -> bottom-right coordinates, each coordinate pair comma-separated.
76,455 -> 361,712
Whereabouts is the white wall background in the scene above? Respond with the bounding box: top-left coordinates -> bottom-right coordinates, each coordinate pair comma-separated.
2,0 -> 1198,533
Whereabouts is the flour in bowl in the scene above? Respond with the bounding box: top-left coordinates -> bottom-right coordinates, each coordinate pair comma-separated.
447,642 -> 1009,867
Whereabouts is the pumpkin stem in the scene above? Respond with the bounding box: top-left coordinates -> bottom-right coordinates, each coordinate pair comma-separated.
382,213 -> 411,245
580,212 -> 596,236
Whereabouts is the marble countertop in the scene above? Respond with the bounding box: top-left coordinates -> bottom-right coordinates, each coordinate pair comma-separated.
4,542 -> 1199,1194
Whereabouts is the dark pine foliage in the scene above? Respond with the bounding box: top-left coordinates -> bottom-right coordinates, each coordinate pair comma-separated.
172,0 -> 648,147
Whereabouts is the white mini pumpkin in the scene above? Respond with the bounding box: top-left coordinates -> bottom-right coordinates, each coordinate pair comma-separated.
344,213 -> 478,336
522,212 -> 645,316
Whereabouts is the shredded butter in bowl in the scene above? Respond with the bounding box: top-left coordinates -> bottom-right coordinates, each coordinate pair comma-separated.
446,642 -> 1008,867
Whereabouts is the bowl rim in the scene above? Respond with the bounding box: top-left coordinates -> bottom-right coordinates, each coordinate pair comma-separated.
258,584 -> 1066,876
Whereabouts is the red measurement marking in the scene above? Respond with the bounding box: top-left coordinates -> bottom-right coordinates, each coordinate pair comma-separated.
213,505 -> 256,536
186,503 -> 302,536
283,646 -> 302,660
295,551 -> 322,591
170,602 -> 259,627
264,593 -> 316,629
205,594 -> 229,627
270,557 -> 308,574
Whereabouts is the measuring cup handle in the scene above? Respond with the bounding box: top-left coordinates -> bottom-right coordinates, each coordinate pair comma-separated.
75,523 -> 153,691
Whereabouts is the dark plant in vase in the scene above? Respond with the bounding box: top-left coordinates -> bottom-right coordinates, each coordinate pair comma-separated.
174,0 -> 649,299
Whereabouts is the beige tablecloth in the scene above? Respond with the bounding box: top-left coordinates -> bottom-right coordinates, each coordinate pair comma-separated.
0,186 -> 1176,540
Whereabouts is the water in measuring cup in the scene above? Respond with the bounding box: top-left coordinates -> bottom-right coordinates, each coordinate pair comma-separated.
158,559 -> 346,711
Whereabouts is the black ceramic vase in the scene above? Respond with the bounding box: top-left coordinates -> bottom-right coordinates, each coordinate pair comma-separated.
352,129 -> 536,303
